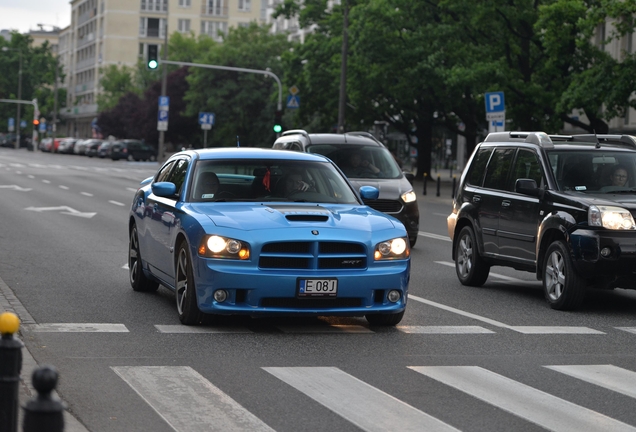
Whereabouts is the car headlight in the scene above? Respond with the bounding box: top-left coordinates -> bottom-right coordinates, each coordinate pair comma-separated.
401,190 -> 417,203
588,205 -> 636,230
199,235 -> 250,259
374,237 -> 410,260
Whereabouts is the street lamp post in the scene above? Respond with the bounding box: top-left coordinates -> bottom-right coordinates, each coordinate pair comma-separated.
2,47 -> 23,149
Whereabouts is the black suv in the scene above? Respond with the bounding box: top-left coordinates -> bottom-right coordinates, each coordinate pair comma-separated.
448,131 -> 636,310
274,130 -> 420,246
110,139 -> 157,161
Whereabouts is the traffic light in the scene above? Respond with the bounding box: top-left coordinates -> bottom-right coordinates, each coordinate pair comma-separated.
273,110 -> 283,133
33,119 -> 39,126
147,44 -> 159,70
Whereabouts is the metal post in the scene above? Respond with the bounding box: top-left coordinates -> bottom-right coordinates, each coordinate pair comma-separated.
22,366 -> 65,432
16,51 -> 22,150
452,176 -> 457,199
203,129 -> 207,148
436,175 -> 441,197
53,57 -> 58,135
422,172 -> 427,195
157,7 -> 169,162
0,312 -> 23,432
337,0 -> 349,133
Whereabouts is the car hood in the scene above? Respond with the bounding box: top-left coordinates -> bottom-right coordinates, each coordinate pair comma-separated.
558,191 -> 636,208
191,203 -> 397,231
347,177 -> 412,199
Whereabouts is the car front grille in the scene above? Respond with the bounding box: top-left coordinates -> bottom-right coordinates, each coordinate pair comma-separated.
261,298 -> 362,308
259,241 -> 366,269
363,199 -> 402,213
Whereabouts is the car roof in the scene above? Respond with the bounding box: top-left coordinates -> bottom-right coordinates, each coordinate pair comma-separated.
187,147 -> 331,162
278,130 -> 384,147
482,131 -> 636,151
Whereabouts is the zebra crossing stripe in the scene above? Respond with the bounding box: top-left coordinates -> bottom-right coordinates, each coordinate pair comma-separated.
276,325 -> 374,334
112,366 -> 275,432
397,326 -> 494,334
617,327 -> 636,334
409,366 -> 636,432
545,365 -> 636,398
26,323 -> 129,332
154,325 -> 252,333
263,367 -> 460,432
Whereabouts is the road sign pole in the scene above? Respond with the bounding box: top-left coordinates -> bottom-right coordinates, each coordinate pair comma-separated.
203,129 -> 207,148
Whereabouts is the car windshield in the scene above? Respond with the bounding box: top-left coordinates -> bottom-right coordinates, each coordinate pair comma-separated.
306,144 -> 402,179
548,149 -> 636,193
189,158 -> 360,204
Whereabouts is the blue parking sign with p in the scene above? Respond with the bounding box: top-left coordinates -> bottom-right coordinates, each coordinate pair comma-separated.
485,92 -> 505,113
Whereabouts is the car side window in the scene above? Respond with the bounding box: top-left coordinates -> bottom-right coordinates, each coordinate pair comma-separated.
466,147 -> 493,186
483,148 -> 515,190
155,161 -> 175,183
512,149 -> 543,189
165,158 -> 189,196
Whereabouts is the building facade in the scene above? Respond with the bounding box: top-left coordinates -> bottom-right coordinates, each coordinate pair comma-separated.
61,0 -> 268,138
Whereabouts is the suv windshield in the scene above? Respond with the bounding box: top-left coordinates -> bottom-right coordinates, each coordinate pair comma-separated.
306,144 -> 402,179
548,149 -> 636,193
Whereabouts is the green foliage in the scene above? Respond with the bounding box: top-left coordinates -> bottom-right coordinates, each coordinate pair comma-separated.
97,64 -> 139,111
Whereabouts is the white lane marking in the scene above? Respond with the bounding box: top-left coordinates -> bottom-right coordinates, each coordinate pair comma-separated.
42,179 -> 51,184
419,232 -> 451,242
26,323 -> 129,332
16,171 -> 22,174
0,185 -> 31,191
109,200 -> 125,206
408,295 -> 603,334
122,263 -> 129,269
409,366 -> 636,432
433,213 -> 449,217
113,366 -> 275,432
59,185 -> 69,190
617,327 -> 636,334
435,261 -> 528,282
28,175 -> 34,179
546,365 -> 636,398
81,192 -> 93,197
10,163 -> 25,167
155,325 -> 252,334
24,206 -> 96,218
397,326 -> 494,334
264,367 -> 459,432
276,325 -> 374,334
126,187 -> 138,192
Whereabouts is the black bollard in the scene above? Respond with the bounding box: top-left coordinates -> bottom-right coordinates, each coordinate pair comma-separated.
0,312 -> 23,432
22,366 -> 65,432
422,173 -> 428,195
452,176 -> 457,199
436,175 -> 441,197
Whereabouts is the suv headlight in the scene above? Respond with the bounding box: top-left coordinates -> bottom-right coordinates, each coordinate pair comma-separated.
199,235 -> 250,259
401,190 -> 416,203
374,237 -> 410,260
588,205 -> 636,230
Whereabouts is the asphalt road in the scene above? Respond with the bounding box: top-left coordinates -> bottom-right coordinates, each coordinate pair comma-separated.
3,148 -> 636,432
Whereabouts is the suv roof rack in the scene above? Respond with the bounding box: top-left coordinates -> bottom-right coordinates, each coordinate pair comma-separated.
549,134 -> 636,148
281,129 -> 310,138
346,131 -> 383,144
484,131 -> 554,147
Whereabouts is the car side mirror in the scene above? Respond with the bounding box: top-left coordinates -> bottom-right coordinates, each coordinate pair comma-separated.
515,178 -> 541,197
152,181 -> 177,197
403,172 -> 415,184
359,185 -> 379,200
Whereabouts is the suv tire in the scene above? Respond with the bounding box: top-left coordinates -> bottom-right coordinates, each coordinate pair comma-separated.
543,240 -> 586,310
454,226 -> 490,286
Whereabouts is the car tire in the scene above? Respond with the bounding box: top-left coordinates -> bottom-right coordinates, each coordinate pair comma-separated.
175,241 -> 205,325
365,311 -> 404,326
454,226 -> 490,286
409,236 -> 417,248
543,240 -> 586,310
129,226 -> 159,292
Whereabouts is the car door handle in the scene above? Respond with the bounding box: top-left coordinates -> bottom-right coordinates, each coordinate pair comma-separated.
473,196 -> 481,203
501,200 -> 511,208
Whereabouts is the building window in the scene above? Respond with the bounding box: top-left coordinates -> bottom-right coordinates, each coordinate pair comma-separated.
140,17 -> 165,38
141,0 -> 167,12
203,0 -> 226,17
178,19 -> 191,33
178,0 -> 191,6
238,0 -> 251,12
201,20 -> 227,40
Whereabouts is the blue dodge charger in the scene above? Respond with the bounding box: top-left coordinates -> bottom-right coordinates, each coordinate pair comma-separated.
128,147 -> 410,325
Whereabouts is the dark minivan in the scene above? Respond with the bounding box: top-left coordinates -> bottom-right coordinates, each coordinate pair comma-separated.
110,139 -> 157,161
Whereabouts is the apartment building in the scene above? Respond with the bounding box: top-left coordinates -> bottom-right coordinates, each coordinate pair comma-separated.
61,0 -> 268,138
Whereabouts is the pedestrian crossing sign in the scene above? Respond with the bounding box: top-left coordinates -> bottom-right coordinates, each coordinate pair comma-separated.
286,95 -> 300,109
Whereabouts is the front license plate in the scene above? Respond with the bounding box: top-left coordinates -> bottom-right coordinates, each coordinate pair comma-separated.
298,278 -> 338,297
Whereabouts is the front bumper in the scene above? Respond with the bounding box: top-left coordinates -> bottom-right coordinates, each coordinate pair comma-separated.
192,258 -> 410,316
570,229 -> 636,287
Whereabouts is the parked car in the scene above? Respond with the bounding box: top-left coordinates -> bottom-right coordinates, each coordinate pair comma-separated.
128,147 -> 410,325
0,133 -> 32,149
73,139 -> 91,155
85,139 -> 103,158
448,131 -> 636,310
97,141 -> 114,158
57,138 -> 77,154
39,137 -> 54,152
273,130 -> 419,247
111,139 -> 157,161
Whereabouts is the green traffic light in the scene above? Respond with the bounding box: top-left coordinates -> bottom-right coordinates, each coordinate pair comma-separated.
148,60 -> 158,69
273,124 -> 282,133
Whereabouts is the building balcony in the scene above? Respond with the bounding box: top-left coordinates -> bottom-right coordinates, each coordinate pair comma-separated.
75,81 -> 95,94
78,8 -> 97,26
201,5 -> 228,18
60,104 -> 98,118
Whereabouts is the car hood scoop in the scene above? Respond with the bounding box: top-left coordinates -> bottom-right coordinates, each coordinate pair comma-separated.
197,203 -> 396,231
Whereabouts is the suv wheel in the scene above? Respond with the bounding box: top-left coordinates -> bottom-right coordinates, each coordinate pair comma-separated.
543,240 -> 586,310
454,226 -> 490,286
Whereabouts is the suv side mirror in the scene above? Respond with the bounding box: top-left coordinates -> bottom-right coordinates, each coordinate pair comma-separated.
515,178 -> 541,197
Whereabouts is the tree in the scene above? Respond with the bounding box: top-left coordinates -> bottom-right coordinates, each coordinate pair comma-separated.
96,64 -> 139,111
